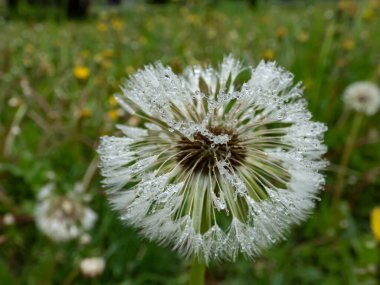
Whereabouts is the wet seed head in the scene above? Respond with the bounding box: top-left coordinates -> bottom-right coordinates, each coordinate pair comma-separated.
175,126 -> 247,174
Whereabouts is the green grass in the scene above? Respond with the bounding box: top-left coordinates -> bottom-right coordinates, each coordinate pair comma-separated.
1,1 -> 380,284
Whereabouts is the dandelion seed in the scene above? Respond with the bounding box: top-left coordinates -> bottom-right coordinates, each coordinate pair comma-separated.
98,56 -> 327,262
34,183 -> 97,242
343,81 -> 380,116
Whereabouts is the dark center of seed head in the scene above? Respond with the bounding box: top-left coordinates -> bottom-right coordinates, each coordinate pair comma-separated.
175,126 -> 247,174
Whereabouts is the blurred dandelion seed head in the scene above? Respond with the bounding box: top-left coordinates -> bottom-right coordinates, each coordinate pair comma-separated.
80,257 -> 105,278
98,56 -> 327,262
3,213 -> 15,226
34,184 -> 97,242
343,81 -> 380,116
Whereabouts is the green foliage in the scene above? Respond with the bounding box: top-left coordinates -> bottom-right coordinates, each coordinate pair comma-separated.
1,1 -> 380,284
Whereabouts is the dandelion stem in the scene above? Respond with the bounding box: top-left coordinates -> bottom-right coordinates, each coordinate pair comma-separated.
189,257 -> 205,285
333,113 -> 363,211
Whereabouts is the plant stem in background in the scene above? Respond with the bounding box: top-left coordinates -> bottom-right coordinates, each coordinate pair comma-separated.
333,113 -> 363,211
189,258 -> 205,285
3,103 -> 27,157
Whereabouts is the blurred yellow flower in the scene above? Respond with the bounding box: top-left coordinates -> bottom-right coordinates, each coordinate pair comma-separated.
276,26 -> 288,41
97,22 -> 108,33
102,48 -> 113,59
74,66 -> 90,81
262,49 -> 274,61
108,96 -> 118,107
342,39 -> 355,51
108,109 -> 120,121
79,107 -> 91,118
297,31 -> 309,43
362,9 -> 374,21
371,207 -> 380,242
111,19 -> 124,31
125,66 -> 135,75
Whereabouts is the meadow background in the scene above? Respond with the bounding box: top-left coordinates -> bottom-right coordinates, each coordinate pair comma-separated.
1,0 -> 380,284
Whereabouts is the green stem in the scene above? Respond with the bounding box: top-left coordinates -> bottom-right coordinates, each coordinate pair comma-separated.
189,257 -> 205,285
333,113 -> 363,212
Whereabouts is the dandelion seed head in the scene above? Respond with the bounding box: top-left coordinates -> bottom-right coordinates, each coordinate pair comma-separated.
80,257 -> 105,278
343,81 -> 380,116
98,56 -> 327,262
34,183 -> 97,242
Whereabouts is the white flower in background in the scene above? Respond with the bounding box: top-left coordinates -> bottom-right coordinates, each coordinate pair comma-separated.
79,233 -> 92,245
343,81 -> 380,116
34,183 -> 97,242
98,56 -> 327,262
3,213 -> 15,226
80,257 -> 105,278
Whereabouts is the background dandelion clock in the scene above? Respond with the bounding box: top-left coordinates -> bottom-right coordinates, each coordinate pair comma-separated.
98,56 -> 327,283
35,183 -> 97,242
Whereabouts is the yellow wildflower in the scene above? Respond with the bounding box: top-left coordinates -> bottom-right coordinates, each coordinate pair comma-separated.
108,96 -> 118,107
108,109 -> 120,121
262,49 -> 274,61
297,31 -> 309,43
342,39 -> 355,51
111,19 -> 124,31
74,66 -> 90,81
363,9 -> 374,21
125,66 -> 135,75
97,22 -> 108,33
371,207 -> 380,242
276,26 -> 288,41
79,107 -> 91,118
102,48 -> 113,59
